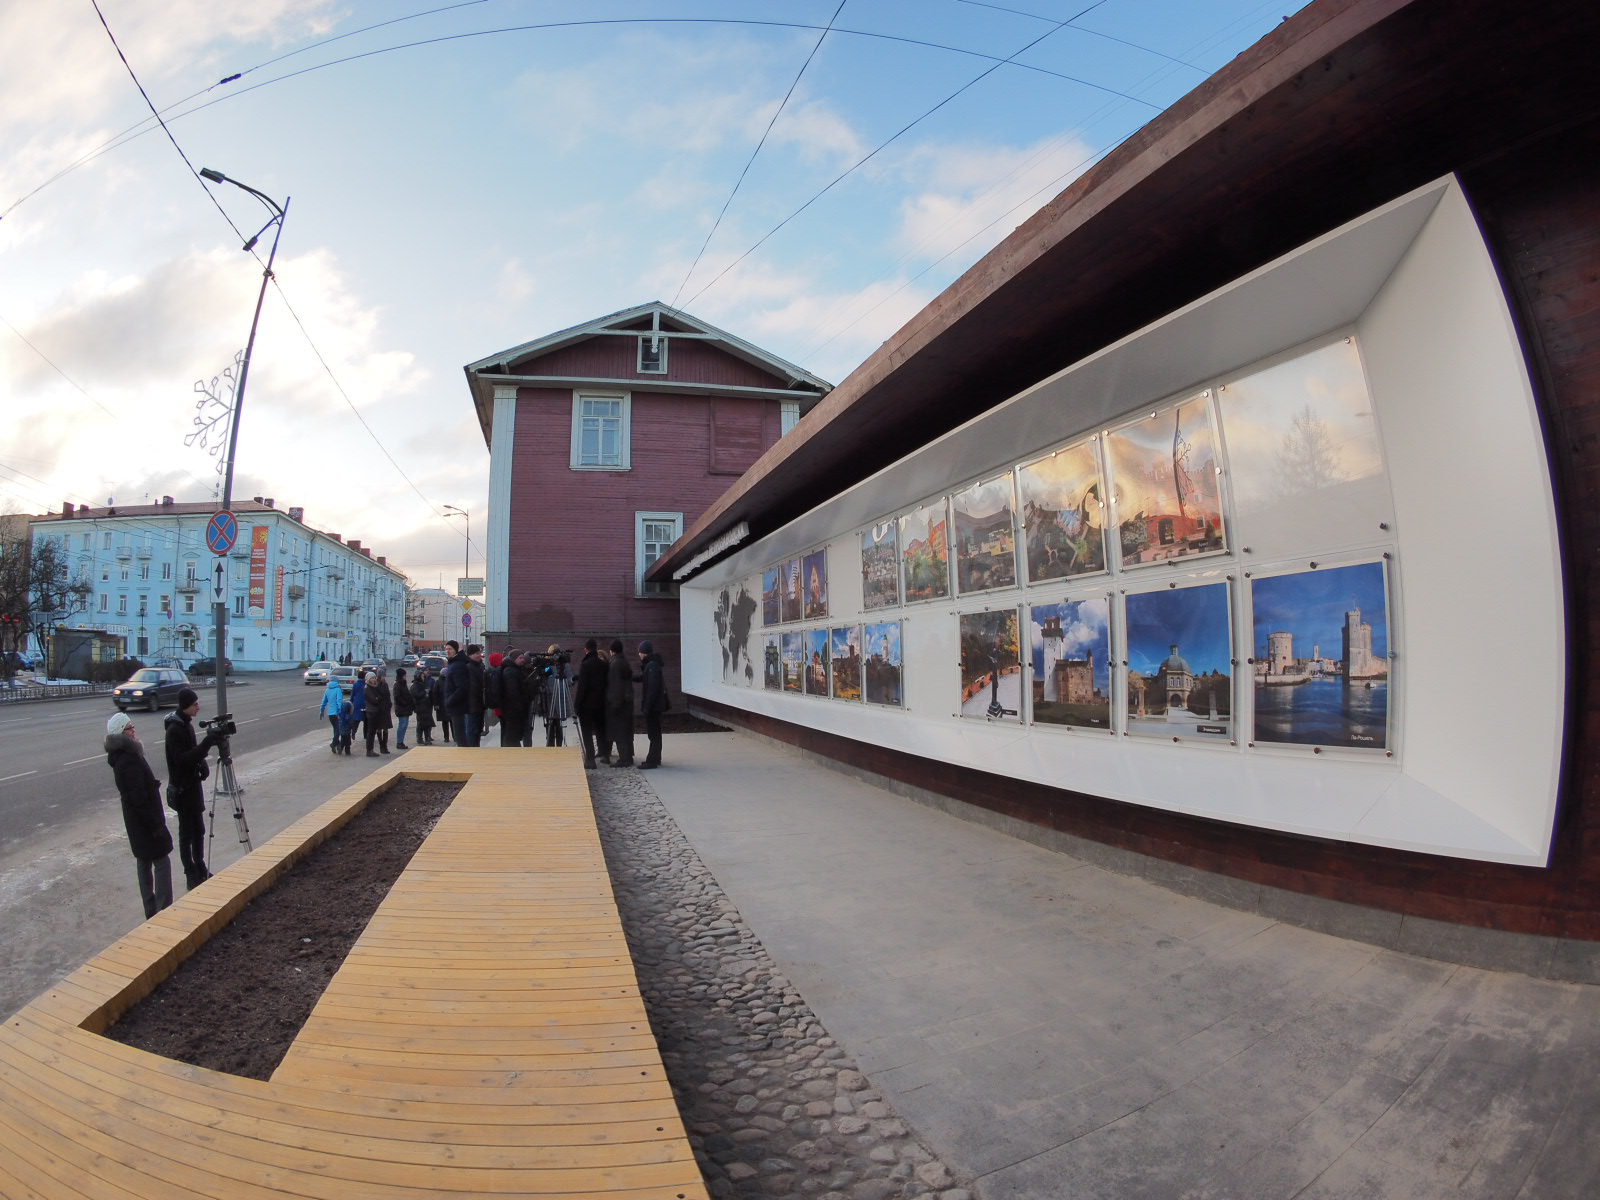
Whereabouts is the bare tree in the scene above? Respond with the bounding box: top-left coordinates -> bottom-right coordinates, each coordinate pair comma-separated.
22,535 -> 93,680
1272,404 -> 1343,496
0,533 -> 28,683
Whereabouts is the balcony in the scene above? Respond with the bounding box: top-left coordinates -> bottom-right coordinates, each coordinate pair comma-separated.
135,546 -> 153,559
175,583 -> 200,595
287,584 -> 306,600
114,547 -> 132,559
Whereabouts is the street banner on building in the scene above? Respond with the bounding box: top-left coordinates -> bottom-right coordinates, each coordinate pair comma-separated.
249,525 -> 269,610
274,565 -> 285,621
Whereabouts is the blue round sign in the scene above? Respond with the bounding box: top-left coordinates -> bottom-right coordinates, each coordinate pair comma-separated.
206,510 -> 238,556
461,613 -> 473,627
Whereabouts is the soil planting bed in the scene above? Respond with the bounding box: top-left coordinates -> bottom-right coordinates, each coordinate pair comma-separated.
103,776 -> 461,1080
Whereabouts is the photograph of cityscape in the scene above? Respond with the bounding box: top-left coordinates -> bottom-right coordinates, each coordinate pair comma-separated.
781,631 -> 805,693
863,621 -> 903,707
1251,561 -> 1389,749
763,634 -> 781,691
1029,597 -> 1112,729
960,609 -> 1022,721
952,475 -> 1018,594
804,629 -> 831,696
713,581 -> 760,684
762,566 -> 782,626
830,626 -> 863,701
782,558 -> 803,623
1125,582 -> 1233,740
803,549 -> 829,621
1018,439 -> 1108,583
861,523 -> 900,610
1107,394 -> 1226,568
900,501 -> 951,603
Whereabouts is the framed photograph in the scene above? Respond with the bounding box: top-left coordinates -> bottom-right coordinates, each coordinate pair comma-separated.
762,566 -> 781,626
763,634 -> 781,690
952,474 -> 1018,594
1250,560 -> 1389,750
863,621 -> 903,707
900,501 -> 951,603
1106,393 -> 1226,568
861,523 -> 900,610
830,625 -> 863,701
959,609 -> 1022,721
804,628 -> 830,696
781,631 -> 805,693
1029,597 -> 1112,730
781,558 -> 803,623
803,548 -> 828,620
714,580 -> 760,685
1017,439 -> 1108,583
1124,582 -> 1233,740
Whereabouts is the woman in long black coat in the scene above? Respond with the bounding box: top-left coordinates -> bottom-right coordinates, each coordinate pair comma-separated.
410,671 -> 437,744
105,711 -> 173,918
363,670 -> 393,756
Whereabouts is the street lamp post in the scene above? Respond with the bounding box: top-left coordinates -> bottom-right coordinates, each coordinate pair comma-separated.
197,167 -> 288,729
443,505 -> 470,642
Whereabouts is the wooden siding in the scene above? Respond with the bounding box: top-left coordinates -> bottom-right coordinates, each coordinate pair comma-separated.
516,335 -> 790,391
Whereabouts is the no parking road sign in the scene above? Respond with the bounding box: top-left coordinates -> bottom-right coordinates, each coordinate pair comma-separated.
206,510 -> 238,556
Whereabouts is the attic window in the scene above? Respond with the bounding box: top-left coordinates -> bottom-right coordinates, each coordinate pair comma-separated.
638,335 -> 667,374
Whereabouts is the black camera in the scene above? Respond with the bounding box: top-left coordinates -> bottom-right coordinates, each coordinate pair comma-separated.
532,649 -> 570,669
201,713 -> 237,738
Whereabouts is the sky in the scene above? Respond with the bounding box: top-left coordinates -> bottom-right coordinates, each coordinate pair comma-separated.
0,0 -> 1307,592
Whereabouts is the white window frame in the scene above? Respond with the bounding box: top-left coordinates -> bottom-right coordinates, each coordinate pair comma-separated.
635,511 -> 683,597
570,391 -> 631,470
98,593 -> 109,612
780,400 -> 801,435
637,335 -> 667,374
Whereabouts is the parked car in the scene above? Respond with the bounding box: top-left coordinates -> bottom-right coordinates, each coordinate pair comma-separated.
401,653 -> 418,667
360,660 -> 384,673
330,665 -> 361,693
303,660 -> 337,685
112,667 -> 190,712
418,654 -> 447,675
187,657 -> 234,677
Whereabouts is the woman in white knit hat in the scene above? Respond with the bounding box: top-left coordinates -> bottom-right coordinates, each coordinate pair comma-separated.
104,711 -> 173,917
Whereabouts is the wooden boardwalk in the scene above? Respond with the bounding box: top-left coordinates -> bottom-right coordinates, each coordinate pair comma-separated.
0,747 -> 708,1199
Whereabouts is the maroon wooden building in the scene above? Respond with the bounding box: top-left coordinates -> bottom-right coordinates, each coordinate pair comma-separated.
466,302 -> 830,685
656,0 -> 1600,975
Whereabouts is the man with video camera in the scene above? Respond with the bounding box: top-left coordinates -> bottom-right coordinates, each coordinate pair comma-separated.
164,687 -> 225,889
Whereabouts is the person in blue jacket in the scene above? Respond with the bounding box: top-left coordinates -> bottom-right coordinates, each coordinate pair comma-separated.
318,677 -> 344,753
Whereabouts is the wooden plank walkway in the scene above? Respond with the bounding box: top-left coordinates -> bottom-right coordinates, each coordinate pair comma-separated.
0,747 -> 708,1199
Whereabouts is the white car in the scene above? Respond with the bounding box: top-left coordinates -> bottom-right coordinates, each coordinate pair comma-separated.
303,660 -> 337,685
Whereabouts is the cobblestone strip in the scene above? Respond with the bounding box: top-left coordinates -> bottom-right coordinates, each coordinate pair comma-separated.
591,768 -> 975,1200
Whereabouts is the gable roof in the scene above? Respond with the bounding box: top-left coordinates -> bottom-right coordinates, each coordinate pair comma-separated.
463,301 -> 831,445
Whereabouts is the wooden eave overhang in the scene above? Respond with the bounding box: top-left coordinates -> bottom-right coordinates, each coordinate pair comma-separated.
648,0 -> 1600,583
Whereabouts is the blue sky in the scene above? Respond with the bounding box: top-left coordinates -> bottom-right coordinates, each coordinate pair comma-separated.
0,1 -> 1306,587
1249,561 -> 1388,659
1125,582 -> 1231,675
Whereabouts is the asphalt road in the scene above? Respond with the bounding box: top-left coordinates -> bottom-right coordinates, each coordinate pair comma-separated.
0,670 -> 328,857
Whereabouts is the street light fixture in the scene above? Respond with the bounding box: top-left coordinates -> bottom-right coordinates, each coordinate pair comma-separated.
442,505 -> 470,640
197,167 -> 289,726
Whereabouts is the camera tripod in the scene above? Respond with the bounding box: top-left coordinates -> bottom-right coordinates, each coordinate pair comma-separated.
204,734 -> 253,870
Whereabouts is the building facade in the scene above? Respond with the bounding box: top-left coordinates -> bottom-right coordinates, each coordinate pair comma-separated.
28,498 -> 407,671
660,0 -> 1600,966
463,302 -> 829,686
407,587 -> 483,651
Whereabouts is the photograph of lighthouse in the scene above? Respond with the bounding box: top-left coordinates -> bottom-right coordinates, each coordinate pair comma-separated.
863,621 -> 903,707
1250,561 -> 1389,749
1029,597 -> 1112,729
1124,582 -> 1233,740
1018,439 -> 1108,583
952,475 -> 1018,594
1106,393 -> 1226,568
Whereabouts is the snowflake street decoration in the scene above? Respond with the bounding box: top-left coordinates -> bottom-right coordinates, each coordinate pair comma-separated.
188,349 -> 244,493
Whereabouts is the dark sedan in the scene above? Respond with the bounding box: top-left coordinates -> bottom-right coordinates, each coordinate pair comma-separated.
111,668 -> 191,711
187,657 -> 234,677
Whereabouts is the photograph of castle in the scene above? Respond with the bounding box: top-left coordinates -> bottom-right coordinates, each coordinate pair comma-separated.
1250,561 -> 1389,749
762,566 -> 781,626
861,523 -> 900,610
830,626 -> 863,701
1106,394 -> 1226,568
803,549 -> 828,620
804,628 -> 830,696
1124,582 -> 1233,740
1029,598 -> 1112,729
960,609 -> 1022,722
763,634 -> 781,691
782,558 -> 803,624
1018,440 -> 1108,583
900,501 -> 951,603
952,475 -> 1018,594
781,631 -> 805,693
863,621 -> 903,707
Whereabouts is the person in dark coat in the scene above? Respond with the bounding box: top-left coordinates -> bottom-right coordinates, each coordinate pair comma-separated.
500,649 -> 530,747
444,644 -> 487,746
605,638 -> 635,767
409,669 -> 436,744
363,670 -> 393,756
106,711 -> 173,918
638,641 -> 668,769
163,687 -> 221,888
393,666 -> 414,749
574,639 -> 608,768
